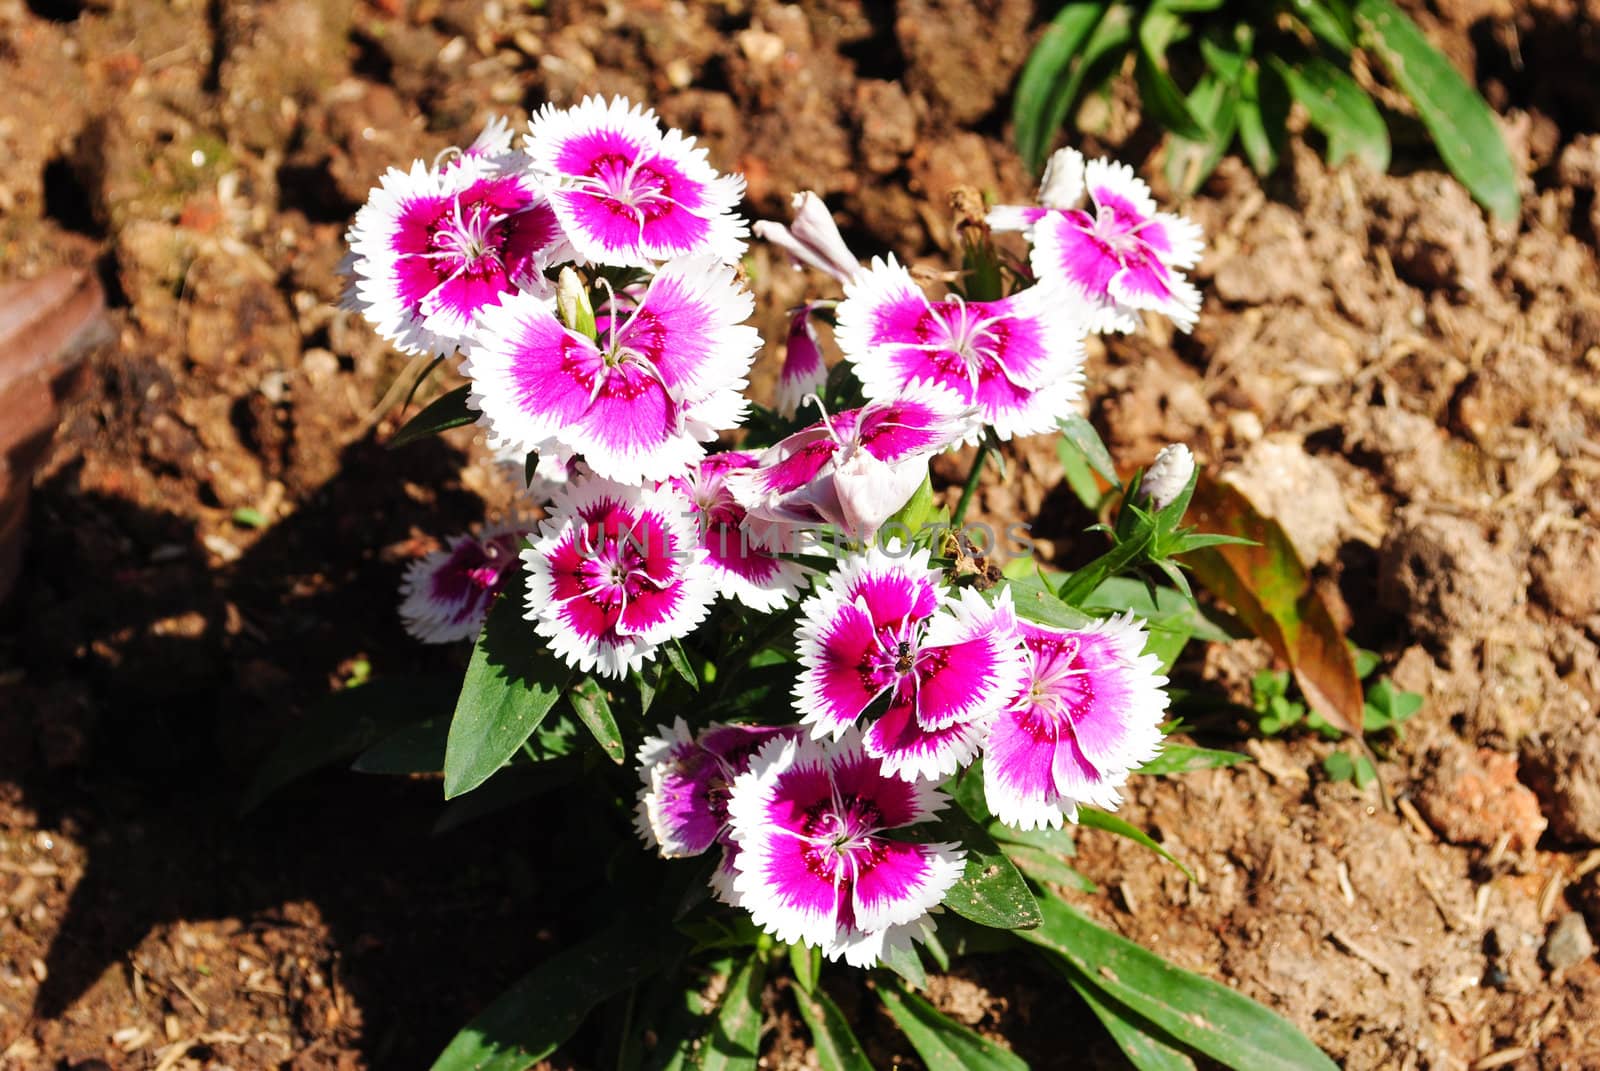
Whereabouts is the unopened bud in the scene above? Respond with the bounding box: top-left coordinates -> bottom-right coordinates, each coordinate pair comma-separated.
555,267 -> 596,339
752,191 -> 863,286
1037,147 -> 1086,210
1142,444 -> 1194,510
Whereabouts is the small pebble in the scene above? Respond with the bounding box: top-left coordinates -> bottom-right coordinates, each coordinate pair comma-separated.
1543,912 -> 1596,971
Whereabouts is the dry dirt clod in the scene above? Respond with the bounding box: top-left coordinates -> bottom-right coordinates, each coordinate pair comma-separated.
1519,723 -> 1600,846
1414,740 -> 1547,851
1220,434 -> 1349,567
1379,508 -> 1522,647
1541,912 -> 1596,971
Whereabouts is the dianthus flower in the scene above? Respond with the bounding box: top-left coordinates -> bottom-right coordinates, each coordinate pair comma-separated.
983,614 -> 1168,830
525,96 -> 747,267
988,148 -> 1204,333
753,191 -> 863,286
345,154 -> 567,356
398,522 -> 529,643
793,545 -> 1027,782
726,386 -> 974,546
836,256 -> 1085,440
726,730 -> 964,967
667,452 -> 809,612
464,256 -> 757,485
634,719 -> 802,902
774,307 -> 828,420
522,474 -> 712,679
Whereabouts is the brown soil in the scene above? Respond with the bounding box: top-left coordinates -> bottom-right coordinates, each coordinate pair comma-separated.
3,0 -> 1600,1069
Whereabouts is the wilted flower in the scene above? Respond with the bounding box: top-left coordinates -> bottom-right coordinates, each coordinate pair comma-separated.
522,474 -> 713,679
984,614 -> 1168,830
753,191 -> 863,286
525,96 -> 747,267
635,719 -> 803,902
726,385 -> 974,545
835,256 -> 1086,440
792,544 -> 1027,782
345,156 -> 567,356
398,523 -> 529,643
667,451 -> 809,612
774,307 -> 828,420
726,730 -> 964,967
1141,443 -> 1194,510
463,256 -> 757,485
988,148 -> 1204,334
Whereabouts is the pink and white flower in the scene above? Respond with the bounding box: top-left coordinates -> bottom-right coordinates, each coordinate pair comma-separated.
522,474 -> 713,679
726,730 -> 964,966
792,545 -> 1027,782
346,156 -> 568,356
464,256 -> 758,485
774,307 -> 828,420
667,452 -> 809,612
988,148 -> 1204,334
398,523 -> 529,643
753,191 -> 863,286
634,719 -> 802,903
726,385 -> 975,545
983,614 -> 1168,830
836,257 -> 1086,440
525,96 -> 747,267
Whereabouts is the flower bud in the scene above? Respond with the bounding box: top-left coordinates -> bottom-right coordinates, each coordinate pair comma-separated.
1142,444 -> 1194,510
775,308 -> 827,419
752,191 -> 863,286
1037,147 -> 1087,210
555,267 -> 595,339
830,447 -> 927,542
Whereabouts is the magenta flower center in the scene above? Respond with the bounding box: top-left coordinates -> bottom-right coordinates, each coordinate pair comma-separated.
426,197 -> 511,280
798,794 -> 889,879
574,519 -> 673,611
576,152 -> 676,222
906,297 -> 1026,393
1024,638 -> 1095,729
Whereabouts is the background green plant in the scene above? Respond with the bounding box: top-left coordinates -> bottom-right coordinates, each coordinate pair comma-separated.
1014,0 -> 1519,220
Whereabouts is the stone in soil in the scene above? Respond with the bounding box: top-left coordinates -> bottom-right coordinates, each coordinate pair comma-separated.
1542,912 -> 1596,971
1414,739 -> 1547,850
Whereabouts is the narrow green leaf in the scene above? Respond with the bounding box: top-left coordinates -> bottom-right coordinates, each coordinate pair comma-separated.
430,921 -> 679,1071
877,939 -> 928,989
878,982 -> 1030,1071
999,572 -> 1094,631
699,954 -> 766,1071
1083,576 -> 1232,643
390,384 -> 474,448
351,715 -> 449,774
1271,54 -> 1389,172
1068,973 -> 1198,1071
1135,743 -> 1249,776
1165,71 -> 1241,195
931,810 -> 1042,930
1354,0 -> 1519,220
1136,10 -> 1208,140
792,986 -> 872,1071
664,640 -> 700,691
1005,845 -> 1098,892
1014,2 -> 1113,170
1289,0 -> 1356,52
788,942 -> 821,995
988,821 -> 1076,857
1236,60 -> 1289,175
1057,413 -> 1120,487
569,677 -> 625,763
1077,807 -> 1195,882
241,675 -> 456,812
444,586 -> 572,799
1019,896 -> 1338,1071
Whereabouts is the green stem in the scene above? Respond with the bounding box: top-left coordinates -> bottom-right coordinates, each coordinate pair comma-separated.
952,438 -> 993,527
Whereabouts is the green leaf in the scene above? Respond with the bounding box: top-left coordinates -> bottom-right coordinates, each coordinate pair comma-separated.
1014,2 -> 1115,170
1077,808 -> 1194,882
1083,576 -> 1232,644
988,820 -> 1076,857
1321,750 -> 1355,782
1135,743 -> 1249,776
1005,844 -> 1098,893
1289,0 -> 1357,52
1270,54 -> 1390,172
569,677 -> 625,763
1136,9 -> 1208,140
878,982 -> 1030,1071
1354,0 -> 1518,220
444,586 -> 572,799
931,810 -> 1042,930
430,921 -> 679,1071
1068,974 -> 1197,1070
351,715 -> 449,774
1165,70 -> 1241,195
241,675 -> 457,812
663,640 -> 700,691
877,938 -> 928,989
792,986 -> 873,1071
1000,572 -> 1094,631
389,384 -> 475,448
788,942 -> 821,994
1057,414 -> 1120,488
1236,61 -> 1288,175
1019,896 -> 1339,1071
699,954 -> 766,1071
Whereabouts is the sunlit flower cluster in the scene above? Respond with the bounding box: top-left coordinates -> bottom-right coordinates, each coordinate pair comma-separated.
353,101 -> 1200,966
